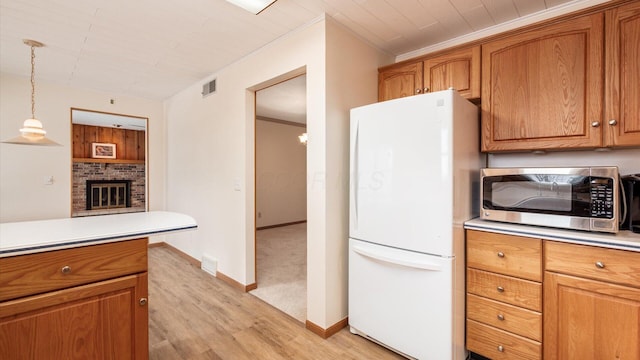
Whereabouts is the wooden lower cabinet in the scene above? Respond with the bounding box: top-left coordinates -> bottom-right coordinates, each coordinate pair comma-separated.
544,241 -> 640,360
0,239 -> 149,360
467,232 -> 640,359
467,319 -> 541,360
466,230 -> 542,359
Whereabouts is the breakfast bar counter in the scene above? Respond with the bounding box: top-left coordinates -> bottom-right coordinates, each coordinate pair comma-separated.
0,210 -> 197,257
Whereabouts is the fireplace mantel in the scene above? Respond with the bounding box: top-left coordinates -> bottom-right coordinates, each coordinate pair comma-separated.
73,158 -> 145,164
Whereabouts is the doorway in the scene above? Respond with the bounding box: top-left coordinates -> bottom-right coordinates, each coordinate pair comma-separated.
251,74 -> 307,322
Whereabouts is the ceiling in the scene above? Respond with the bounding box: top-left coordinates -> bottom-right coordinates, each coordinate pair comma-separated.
2,0 -> 589,121
256,75 -> 306,124
72,109 -> 147,131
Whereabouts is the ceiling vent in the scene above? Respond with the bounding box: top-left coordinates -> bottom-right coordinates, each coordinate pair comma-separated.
202,79 -> 216,97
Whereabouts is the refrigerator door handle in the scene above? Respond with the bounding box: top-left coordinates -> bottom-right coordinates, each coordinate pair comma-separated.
352,120 -> 359,227
352,245 -> 442,271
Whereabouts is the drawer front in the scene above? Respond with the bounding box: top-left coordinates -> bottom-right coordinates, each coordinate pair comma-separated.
545,241 -> 640,288
467,294 -> 542,341
467,319 -> 541,360
0,238 -> 148,301
467,268 -> 542,311
467,230 -> 542,281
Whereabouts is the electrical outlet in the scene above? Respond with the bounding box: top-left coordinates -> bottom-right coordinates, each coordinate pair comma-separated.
43,175 -> 54,185
258,212 -> 262,218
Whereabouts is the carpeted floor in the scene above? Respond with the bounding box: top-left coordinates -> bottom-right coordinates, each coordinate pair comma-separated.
250,222 -> 307,323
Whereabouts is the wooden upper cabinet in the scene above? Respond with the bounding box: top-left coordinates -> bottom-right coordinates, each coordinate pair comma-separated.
481,14 -> 604,152
604,2 -> 640,147
378,45 -> 480,102
423,45 -> 480,99
378,62 -> 423,101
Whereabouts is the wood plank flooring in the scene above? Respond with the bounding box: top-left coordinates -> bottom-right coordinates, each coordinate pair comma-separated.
148,246 -> 405,360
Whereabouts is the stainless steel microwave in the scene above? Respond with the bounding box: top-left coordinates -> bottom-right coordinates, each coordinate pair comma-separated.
480,167 -> 619,233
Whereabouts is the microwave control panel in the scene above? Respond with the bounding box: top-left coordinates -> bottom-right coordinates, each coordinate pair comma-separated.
590,178 -> 614,218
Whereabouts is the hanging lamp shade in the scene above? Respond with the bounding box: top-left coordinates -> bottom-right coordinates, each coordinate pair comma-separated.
2,39 -> 61,146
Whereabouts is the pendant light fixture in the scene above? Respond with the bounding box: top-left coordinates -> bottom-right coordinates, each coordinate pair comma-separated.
2,39 -> 60,146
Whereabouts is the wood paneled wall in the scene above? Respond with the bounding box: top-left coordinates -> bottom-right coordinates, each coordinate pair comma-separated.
73,124 -> 145,161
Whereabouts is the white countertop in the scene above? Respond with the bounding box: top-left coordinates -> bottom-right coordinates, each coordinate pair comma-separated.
465,218 -> 640,252
0,211 -> 197,257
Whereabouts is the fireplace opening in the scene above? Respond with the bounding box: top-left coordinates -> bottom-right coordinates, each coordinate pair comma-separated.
86,180 -> 131,210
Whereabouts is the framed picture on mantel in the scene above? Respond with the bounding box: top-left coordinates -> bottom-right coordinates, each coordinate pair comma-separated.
92,142 -> 116,159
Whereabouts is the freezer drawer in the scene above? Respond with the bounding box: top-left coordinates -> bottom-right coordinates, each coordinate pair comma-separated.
348,238 -> 464,359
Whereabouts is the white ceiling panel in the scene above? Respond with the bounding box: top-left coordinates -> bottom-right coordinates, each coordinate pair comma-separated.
458,4 -> 496,31
513,0 -> 547,15
481,0 -> 520,23
1,0 -> 599,105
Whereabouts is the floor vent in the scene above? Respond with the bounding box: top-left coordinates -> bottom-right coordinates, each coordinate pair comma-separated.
201,253 -> 218,276
202,79 -> 216,97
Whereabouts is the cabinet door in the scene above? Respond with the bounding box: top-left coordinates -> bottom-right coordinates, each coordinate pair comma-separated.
604,2 -> 640,147
544,272 -> 640,360
378,62 -> 423,101
481,14 -> 604,152
423,45 -> 480,99
0,273 -> 148,360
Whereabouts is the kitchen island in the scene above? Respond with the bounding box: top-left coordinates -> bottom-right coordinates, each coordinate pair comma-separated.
0,211 -> 197,359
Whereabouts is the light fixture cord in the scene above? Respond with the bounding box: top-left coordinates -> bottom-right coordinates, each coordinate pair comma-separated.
30,44 -> 36,119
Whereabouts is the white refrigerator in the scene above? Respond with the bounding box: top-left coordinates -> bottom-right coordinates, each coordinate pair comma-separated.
348,90 -> 483,359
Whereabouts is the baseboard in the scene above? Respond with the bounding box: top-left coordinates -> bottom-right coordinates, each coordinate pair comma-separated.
305,317 -> 348,339
256,220 -> 306,231
151,241 -> 202,268
215,271 -> 256,292
150,242 -> 259,293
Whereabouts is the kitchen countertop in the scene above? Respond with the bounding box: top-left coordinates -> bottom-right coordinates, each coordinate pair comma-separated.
465,218 -> 640,252
0,211 -> 197,257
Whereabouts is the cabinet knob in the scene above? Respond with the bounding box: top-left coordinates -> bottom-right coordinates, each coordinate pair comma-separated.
608,119 -> 618,126
424,87 -> 430,93
497,251 -> 505,258
139,297 -> 148,306
497,314 -> 505,321
61,265 -> 71,275
595,261 -> 605,269
591,121 -> 600,127
497,286 -> 505,293
497,345 -> 504,352
416,89 -> 422,94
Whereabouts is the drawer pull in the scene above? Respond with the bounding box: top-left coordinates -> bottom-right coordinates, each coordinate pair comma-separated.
497,345 -> 504,352
497,251 -> 505,258
61,266 -> 71,275
497,314 -> 505,321
595,261 -> 605,269
139,298 -> 148,306
497,286 -> 504,293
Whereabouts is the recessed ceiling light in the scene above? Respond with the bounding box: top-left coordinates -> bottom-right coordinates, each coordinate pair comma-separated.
225,0 -> 277,15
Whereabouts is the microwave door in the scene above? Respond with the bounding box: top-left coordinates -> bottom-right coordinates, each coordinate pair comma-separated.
482,174 -> 586,216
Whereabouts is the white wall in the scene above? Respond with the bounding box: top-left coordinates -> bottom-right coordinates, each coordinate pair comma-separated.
256,119 -> 306,228
163,16 -> 392,328
320,17 -> 393,328
489,148 -> 640,175
0,73 -> 166,225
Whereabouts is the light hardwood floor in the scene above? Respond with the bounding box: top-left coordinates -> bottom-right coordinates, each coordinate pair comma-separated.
148,246 -> 405,360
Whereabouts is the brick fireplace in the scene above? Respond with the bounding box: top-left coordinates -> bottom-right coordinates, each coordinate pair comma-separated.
73,162 -> 145,216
